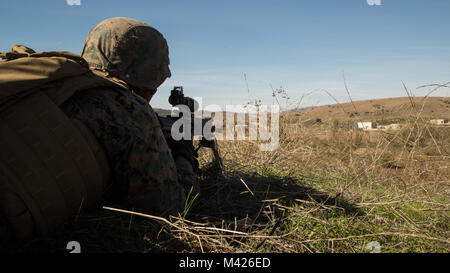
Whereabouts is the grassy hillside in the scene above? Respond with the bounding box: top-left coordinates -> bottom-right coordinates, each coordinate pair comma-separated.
290,96 -> 450,125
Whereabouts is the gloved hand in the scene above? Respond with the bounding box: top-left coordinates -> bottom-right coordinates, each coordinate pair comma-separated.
155,112 -> 200,197
164,137 -> 199,194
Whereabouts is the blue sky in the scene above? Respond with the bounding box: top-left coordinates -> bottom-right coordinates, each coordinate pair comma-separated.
1,0 -> 449,109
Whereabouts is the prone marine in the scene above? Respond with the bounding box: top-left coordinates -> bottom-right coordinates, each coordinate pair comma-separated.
0,17 -> 197,243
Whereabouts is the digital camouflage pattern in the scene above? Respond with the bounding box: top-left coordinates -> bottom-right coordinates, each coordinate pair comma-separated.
60,18 -> 186,215
60,87 -> 186,215
81,17 -> 171,102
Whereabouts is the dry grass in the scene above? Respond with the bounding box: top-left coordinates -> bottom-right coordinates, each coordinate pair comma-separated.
3,91 -> 449,253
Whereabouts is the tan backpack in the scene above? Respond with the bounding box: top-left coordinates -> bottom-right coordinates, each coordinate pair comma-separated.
0,45 -> 126,241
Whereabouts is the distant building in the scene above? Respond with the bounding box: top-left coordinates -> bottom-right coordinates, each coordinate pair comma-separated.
357,122 -> 376,130
386,124 -> 401,130
286,124 -> 306,134
377,124 -> 401,131
430,119 -> 448,125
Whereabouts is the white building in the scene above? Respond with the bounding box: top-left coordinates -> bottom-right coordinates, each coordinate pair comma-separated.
430,119 -> 448,125
357,122 -> 376,130
377,124 -> 401,131
286,124 -> 306,134
386,124 -> 401,130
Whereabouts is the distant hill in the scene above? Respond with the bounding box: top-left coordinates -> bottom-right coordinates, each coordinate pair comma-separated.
155,97 -> 450,125
285,97 -> 450,124
153,108 -> 172,117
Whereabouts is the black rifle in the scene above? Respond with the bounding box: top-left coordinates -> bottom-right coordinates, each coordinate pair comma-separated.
158,86 -> 223,170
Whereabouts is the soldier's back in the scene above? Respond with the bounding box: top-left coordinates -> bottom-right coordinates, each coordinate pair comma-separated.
60,86 -> 186,215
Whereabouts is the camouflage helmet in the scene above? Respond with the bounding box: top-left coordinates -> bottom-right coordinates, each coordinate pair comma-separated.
81,17 -> 171,100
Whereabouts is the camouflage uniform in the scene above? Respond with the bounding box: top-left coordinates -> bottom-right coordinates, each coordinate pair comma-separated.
60,18 -> 186,216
